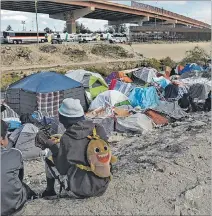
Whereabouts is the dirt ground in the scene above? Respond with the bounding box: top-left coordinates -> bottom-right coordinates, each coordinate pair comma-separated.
122,42 -> 211,62
1,42 -> 210,73
16,111 -> 211,216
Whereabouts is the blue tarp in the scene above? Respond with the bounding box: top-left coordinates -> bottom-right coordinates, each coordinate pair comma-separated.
129,86 -> 159,109
180,64 -> 203,75
9,72 -> 82,93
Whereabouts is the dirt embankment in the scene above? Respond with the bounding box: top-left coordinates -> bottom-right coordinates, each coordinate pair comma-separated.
1,43 -> 135,69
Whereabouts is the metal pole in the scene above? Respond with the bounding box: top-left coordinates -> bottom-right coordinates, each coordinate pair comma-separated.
35,0 -> 39,45
162,7 -> 163,27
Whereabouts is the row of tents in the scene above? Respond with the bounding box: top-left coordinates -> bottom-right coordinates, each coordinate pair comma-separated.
1,62 -> 211,160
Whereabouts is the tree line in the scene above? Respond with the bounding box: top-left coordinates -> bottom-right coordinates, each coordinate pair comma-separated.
44,22 -> 128,34
5,22 -> 128,34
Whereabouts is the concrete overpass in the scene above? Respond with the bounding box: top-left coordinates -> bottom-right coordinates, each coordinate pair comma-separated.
1,0 -> 211,33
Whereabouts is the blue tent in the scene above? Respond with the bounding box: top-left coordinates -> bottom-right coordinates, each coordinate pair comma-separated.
180,63 -> 203,75
9,71 -> 81,93
6,72 -> 88,116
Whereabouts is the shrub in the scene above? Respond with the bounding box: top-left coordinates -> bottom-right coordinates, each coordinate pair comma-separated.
160,57 -> 176,69
91,44 -> 131,58
180,46 -> 209,66
39,45 -> 57,53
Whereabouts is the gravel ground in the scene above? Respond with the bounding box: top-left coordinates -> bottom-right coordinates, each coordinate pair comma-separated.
16,111 -> 211,216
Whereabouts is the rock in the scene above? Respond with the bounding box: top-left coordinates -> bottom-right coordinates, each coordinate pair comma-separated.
185,185 -> 203,201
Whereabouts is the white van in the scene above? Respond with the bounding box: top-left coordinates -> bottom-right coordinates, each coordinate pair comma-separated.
78,34 -> 93,43
109,33 -> 128,43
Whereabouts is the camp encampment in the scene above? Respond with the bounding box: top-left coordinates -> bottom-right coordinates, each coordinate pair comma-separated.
5,72 -> 88,117
65,69 -> 108,101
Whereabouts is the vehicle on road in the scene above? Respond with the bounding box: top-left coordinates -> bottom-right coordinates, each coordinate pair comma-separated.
51,33 -> 63,44
109,33 -> 128,43
2,31 -> 48,44
78,34 -> 93,43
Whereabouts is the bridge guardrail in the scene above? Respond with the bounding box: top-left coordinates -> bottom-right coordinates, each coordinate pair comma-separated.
131,1 -> 210,28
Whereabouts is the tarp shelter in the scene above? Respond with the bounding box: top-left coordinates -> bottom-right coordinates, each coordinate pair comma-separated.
5,72 -> 87,117
8,123 -> 41,159
133,67 -> 157,83
116,113 -> 154,133
129,87 -> 159,109
66,69 -> 108,100
105,71 -> 133,85
89,90 -> 130,111
152,101 -> 187,120
180,63 -> 203,75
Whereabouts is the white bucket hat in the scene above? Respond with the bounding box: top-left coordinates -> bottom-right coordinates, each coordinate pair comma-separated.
58,98 -> 84,118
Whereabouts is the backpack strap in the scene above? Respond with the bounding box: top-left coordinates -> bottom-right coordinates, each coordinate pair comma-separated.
87,127 -> 100,140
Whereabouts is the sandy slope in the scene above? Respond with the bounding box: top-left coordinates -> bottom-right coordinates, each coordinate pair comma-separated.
122,42 -> 211,61
15,112 -> 211,216
2,42 -> 210,73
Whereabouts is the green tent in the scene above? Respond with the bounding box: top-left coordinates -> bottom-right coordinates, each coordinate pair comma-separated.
65,70 -> 108,102
88,75 -> 108,99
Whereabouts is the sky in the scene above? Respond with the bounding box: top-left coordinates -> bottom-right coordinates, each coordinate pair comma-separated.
1,1 -> 211,32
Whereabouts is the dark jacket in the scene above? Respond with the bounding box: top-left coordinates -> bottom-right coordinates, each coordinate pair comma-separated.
1,147 -> 27,216
48,120 -> 110,198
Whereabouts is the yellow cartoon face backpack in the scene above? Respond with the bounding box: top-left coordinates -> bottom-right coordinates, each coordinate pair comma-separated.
76,127 -> 117,179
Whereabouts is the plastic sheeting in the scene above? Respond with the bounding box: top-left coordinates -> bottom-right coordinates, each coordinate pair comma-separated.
152,101 -> 187,119
89,90 -> 130,111
152,77 -> 171,89
113,80 -> 134,96
188,83 -> 208,100
116,113 -> 154,133
133,67 -> 157,83
180,63 -> 203,75
129,87 -> 159,109
1,104 -> 19,120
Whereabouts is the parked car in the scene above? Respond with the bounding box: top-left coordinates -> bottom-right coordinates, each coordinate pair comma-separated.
51,34 -> 63,44
78,34 -> 93,43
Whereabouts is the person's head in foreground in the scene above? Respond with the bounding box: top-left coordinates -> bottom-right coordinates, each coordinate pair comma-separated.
1,120 -> 8,148
58,98 -> 85,129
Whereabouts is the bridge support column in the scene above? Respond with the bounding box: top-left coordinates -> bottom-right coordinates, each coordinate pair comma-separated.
49,7 -> 95,33
66,20 -> 76,34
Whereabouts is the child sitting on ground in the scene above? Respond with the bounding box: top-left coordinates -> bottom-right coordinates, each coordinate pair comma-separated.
1,120 -> 37,216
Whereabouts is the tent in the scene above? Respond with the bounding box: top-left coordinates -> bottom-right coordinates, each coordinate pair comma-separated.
133,67 -> 157,83
129,87 -> 159,109
5,72 -> 88,117
105,71 -> 133,85
180,63 -> 203,75
66,69 -> 108,100
89,90 -> 130,111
